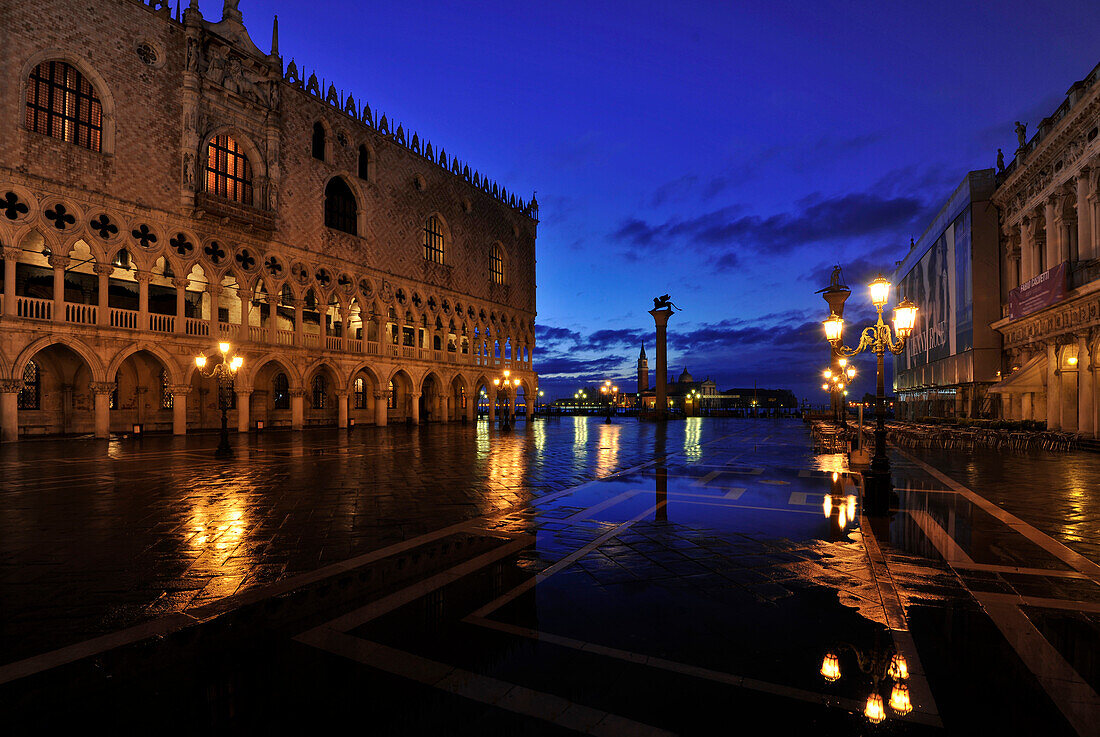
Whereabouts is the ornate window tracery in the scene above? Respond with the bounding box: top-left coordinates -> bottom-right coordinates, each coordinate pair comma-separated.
354,377 -> 366,409
18,361 -> 40,410
312,374 -> 327,409
161,369 -> 173,409
25,61 -> 103,151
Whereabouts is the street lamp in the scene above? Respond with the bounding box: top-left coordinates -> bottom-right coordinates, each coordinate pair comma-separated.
600,380 -> 619,423
538,389 -> 545,417
823,274 -> 917,502
195,342 -> 243,458
493,369 -> 519,431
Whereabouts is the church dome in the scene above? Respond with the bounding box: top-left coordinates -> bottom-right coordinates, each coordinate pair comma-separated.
678,367 -> 693,383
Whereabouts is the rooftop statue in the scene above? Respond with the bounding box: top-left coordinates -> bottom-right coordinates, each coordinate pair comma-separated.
653,294 -> 680,311
1015,121 -> 1027,148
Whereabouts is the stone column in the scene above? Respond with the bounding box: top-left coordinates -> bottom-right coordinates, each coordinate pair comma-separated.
267,295 -> 279,344
2,248 -> 17,317
294,299 -> 305,347
136,270 -> 152,330
410,391 -> 421,424
1077,172 -> 1093,261
337,391 -> 349,428
93,263 -> 112,326
525,394 -> 534,422
1020,218 -> 1035,282
1047,342 -> 1062,430
171,384 -> 190,435
90,381 -> 115,439
649,308 -> 674,420
1079,335 -> 1095,437
236,389 -> 251,432
208,283 -> 220,338
0,379 -> 20,442
49,255 -> 69,322
173,277 -> 188,334
1088,170 -> 1100,261
238,289 -> 252,343
290,388 -> 305,429
488,392 -> 496,424
1021,392 -> 1032,421
374,391 -> 388,426
1044,198 -> 1059,270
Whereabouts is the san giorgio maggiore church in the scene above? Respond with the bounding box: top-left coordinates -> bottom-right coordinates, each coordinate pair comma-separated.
0,0 -> 538,440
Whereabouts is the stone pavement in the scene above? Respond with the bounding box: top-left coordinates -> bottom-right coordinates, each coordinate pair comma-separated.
2,417 -> 1099,735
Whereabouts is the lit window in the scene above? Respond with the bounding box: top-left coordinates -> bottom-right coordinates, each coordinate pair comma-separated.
312,374 -> 327,409
354,377 -> 366,409
490,245 -> 504,284
161,369 -> 173,409
324,178 -> 357,235
388,380 -> 397,409
273,373 -> 289,409
423,215 -> 445,264
25,61 -> 103,151
205,134 -> 253,205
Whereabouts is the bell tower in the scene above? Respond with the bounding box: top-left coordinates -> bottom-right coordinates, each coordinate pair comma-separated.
637,345 -> 649,392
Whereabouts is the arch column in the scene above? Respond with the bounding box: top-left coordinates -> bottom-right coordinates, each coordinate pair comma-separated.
337,391 -> 349,428
208,284 -> 220,338
267,295 -> 279,344
2,248 -> 17,317
1079,335 -> 1095,437
49,255 -> 70,322
1077,171 -> 1093,261
238,289 -> 252,343
290,388 -> 305,429
236,389 -> 251,432
525,393 -> 535,422
136,270 -> 152,328
173,277 -> 188,334
293,299 -> 305,347
0,379 -> 20,442
410,391 -> 421,424
90,381 -> 116,439
93,263 -> 112,326
374,391 -> 388,427
1047,342 -> 1062,430
488,392 -> 496,424
1044,198 -> 1059,269
170,384 -> 190,435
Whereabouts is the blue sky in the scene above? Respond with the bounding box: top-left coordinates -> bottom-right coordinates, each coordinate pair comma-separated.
255,0 -> 1100,402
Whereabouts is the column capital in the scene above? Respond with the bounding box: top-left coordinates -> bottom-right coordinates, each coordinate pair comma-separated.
169,384 -> 193,395
289,388 -> 306,398
336,391 -> 349,399
47,255 -> 71,269
237,290 -> 253,302
89,381 -> 117,396
3,247 -> 20,261
0,378 -> 23,393
92,262 -> 115,276
374,391 -> 389,400
134,270 -> 153,284
171,277 -> 190,289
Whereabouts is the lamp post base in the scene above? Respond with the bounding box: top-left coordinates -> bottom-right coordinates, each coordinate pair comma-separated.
215,437 -> 233,458
861,468 -> 894,516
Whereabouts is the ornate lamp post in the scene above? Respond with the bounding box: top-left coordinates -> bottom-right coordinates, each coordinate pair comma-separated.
823,275 -> 917,497
820,639 -> 912,724
493,369 -> 519,431
600,380 -> 619,423
821,360 -> 856,426
195,342 -> 243,458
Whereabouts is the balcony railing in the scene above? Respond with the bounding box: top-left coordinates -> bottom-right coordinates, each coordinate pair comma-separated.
17,296 -> 52,321
65,302 -> 96,325
3,293 -> 529,370
110,307 -> 139,329
149,313 -> 174,333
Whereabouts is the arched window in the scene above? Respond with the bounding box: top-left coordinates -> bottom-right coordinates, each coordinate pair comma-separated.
312,374 -> 327,409
273,372 -> 290,409
490,245 -> 504,284
18,361 -> 40,410
205,134 -> 253,205
324,178 -> 357,235
423,215 -> 445,264
388,379 -> 398,409
160,368 -> 173,410
357,145 -> 370,179
312,122 -> 326,160
25,61 -> 103,151
354,377 -> 366,409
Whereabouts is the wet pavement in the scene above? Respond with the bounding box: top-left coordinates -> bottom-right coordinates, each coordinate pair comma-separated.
2,418 -> 1099,734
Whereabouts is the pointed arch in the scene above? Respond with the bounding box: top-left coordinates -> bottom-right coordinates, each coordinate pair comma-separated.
13,335 -> 106,383
242,353 -> 301,391
107,341 -> 182,385
21,50 -> 116,153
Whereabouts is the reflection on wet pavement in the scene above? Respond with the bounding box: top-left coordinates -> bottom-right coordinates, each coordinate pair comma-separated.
3,418 -> 1099,734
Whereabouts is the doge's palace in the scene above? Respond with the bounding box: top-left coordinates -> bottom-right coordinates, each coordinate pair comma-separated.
0,0 -> 538,440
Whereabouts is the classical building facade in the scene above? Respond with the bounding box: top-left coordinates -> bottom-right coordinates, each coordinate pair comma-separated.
0,0 -> 538,440
989,61 -> 1100,435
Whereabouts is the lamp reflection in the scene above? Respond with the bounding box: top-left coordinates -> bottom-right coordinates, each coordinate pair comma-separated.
683,417 -> 702,460
596,422 -> 621,476
823,473 -> 859,532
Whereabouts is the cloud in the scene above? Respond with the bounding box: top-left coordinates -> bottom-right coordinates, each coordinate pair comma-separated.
535,354 -> 626,376
611,191 -> 928,270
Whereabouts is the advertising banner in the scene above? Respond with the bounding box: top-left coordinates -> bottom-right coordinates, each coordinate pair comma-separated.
899,232 -> 953,371
1008,262 -> 1067,320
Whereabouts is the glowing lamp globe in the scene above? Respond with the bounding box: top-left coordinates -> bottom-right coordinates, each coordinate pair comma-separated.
821,383 -> 829,391
893,298 -> 917,338
823,369 -> 832,379
865,692 -> 886,724
889,683 -> 912,715
869,275 -> 891,308
195,354 -> 207,369
231,356 -> 243,370
824,314 -> 844,343
888,652 -> 909,680
846,366 -> 856,379
820,652 -> 840,682
219,341 -> 231,355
